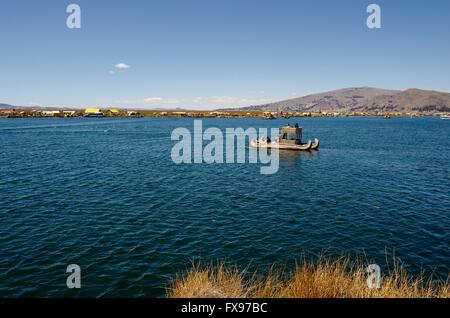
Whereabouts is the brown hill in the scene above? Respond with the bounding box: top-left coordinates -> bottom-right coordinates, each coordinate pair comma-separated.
237,87 -> 450,113
354,88 -> 450,112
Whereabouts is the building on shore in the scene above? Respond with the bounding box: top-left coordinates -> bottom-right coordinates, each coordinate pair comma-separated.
41,110 -> 60,117
173,111 -> 187,117
84,108 -> 105,117
126,111 -> 143,117
0,109 -> 15,117
62,111 -> 77,117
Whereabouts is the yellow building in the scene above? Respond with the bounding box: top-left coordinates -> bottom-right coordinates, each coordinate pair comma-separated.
84,108 -> 104,117
84,108 -> 101,114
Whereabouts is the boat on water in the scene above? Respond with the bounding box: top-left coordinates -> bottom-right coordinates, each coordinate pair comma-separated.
84,113 -> 105,118
251,124 -> 319,151
441,114 -> 450,120
384,114 -> 391,119
264,114 -> 277,120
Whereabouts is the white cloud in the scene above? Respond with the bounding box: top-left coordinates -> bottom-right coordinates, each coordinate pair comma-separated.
115,63 -> 131,70
143,97 -> 164,102
143,97 -> 181,104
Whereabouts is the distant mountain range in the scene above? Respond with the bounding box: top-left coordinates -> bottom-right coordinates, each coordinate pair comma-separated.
0,103 -> 16,109
235,87 -> 450,113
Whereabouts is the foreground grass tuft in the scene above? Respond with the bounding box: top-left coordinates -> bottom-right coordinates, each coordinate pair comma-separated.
168,258 -> 449,298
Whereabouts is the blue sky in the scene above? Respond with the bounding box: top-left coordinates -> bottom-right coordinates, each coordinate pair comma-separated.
1,0 -> 449,109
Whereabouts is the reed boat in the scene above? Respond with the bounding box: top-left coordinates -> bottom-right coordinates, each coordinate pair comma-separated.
264,114 -> 277,120
251,124 -> 319,151
311,138 -> 320,150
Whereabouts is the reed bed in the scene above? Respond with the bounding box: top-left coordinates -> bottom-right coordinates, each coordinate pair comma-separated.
168,257 -> 449,298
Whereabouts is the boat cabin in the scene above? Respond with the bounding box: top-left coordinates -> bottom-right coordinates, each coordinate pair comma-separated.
279,125 -> 303,145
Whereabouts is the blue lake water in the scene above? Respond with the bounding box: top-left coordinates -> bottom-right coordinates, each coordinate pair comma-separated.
0,117 -> 449,297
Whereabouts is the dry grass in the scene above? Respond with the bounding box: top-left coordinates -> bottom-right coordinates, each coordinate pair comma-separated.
168,257 -> 449,298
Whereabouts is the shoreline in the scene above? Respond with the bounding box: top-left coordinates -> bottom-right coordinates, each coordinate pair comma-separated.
0,109 -> 447,119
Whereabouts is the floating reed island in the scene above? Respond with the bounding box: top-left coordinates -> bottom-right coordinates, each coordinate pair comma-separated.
168,257 -> 449,298
1,107 -> 447,119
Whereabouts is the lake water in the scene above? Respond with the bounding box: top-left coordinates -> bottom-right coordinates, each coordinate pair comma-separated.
0,117 -> 449,297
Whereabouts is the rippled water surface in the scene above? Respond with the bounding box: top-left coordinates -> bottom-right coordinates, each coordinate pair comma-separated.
0,117 -> 449,297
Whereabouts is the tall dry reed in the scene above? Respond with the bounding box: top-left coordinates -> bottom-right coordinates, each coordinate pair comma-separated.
168,257 -> 449,298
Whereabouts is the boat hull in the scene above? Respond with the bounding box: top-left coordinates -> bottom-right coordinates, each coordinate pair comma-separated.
311,138 -> 320,150
251,139 -> 313,151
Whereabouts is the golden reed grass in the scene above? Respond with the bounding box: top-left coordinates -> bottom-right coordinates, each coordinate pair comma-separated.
168,257 -> 449,298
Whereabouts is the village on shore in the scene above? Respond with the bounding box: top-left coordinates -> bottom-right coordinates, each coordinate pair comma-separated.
0,107 -> 447,119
